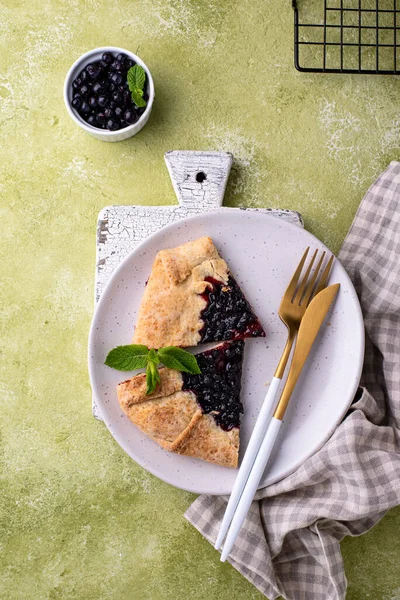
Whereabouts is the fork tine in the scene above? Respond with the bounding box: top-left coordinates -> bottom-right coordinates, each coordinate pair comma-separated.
293,249 -> 318,303
283,247 -> 310,300
313,254 -> 334,297
302,251 -> 326,307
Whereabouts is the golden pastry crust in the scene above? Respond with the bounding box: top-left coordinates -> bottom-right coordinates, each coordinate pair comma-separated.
117,366 -> 239,468
132,237 -> 229,348
117,368 -> 183,408
173,414 -> 239,468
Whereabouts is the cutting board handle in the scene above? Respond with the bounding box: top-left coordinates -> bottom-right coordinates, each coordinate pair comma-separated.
164,150 -> 233,209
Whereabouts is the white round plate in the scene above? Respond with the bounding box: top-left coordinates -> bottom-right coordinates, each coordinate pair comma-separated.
88,209 -> 364,495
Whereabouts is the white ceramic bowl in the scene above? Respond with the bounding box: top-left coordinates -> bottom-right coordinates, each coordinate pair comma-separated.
64,46 -> 155,142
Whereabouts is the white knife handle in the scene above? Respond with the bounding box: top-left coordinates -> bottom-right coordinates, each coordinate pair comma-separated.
214,377 -> 281,550
220,417 -> 283,562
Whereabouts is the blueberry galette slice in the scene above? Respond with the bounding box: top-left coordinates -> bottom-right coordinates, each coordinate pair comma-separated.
132,236 -> 265,348
117,341 -> 245,468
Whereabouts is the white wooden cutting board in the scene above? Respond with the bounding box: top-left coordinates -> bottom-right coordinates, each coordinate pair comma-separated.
93,150 -> 303,419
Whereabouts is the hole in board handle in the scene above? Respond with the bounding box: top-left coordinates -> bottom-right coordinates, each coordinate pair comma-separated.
196,171 -> 207,183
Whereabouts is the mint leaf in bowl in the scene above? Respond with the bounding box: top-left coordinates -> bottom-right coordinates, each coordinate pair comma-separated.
127,64 -> 147,108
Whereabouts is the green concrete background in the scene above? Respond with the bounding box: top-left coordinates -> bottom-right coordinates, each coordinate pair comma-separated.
1,0 -> 400,598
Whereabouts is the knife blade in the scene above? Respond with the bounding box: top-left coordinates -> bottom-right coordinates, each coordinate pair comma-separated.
274,282 -> 340,420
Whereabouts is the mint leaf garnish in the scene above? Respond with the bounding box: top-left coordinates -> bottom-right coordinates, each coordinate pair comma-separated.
127,64 -> 146,91
146,360 -> 160,395
157,347 -> 201,374
105,343 -> 201,394
127,65 -> 147,109
130,91 -> 147,108
105,345 -> 149,371
147,348 -> 158,364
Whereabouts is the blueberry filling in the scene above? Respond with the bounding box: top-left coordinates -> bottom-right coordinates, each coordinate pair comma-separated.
71,51 -> 147,131
199,276 -> 265,343
182,341 -> 244,431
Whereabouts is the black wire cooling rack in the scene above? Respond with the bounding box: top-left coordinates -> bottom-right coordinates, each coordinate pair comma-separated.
293,0 -> 400,74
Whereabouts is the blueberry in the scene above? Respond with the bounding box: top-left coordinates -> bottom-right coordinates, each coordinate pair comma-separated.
96,112 -> 106,126
88,96 -> 97,108
111,91 -> 122,105
108,100 -> 117,110
123,109 -> 137,124
72,96 -> 82,110
226,316 -> 238,329
202,392 -> 211,404
115,106 -> 123,118
219,392 -> 229,404
86,63 -> 101,79
236,314 -> 249,331
97,95 -> 108,108
72,76 -> 82,90
216,359 -> 225,371
106,119 -> 120,131
123,90 -> 131,105
80,70 -> 88,82
104,107 -> 114,118
112,60 -> 124,72
80,85 -> 89,97
116,52 -> 127,63
102,51 -> 114,64
87,114 -> 97,126
111,72 -> 123,85
92,82 -> 103,95
80,101 -> 90,115
108,83 -> 116,93
225,347 -> 235,359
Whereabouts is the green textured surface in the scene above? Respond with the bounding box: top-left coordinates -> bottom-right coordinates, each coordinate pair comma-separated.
1,0 -> 400,598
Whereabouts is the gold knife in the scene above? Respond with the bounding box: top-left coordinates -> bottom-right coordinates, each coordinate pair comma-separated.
274,282 -> 340,420
220,282 -> 340,563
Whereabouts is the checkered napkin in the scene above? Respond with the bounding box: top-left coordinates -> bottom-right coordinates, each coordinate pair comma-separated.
185,161 -> 400,600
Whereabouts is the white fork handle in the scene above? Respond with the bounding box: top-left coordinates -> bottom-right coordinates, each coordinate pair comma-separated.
214,377 -> 281,550
220,417 -> 283,562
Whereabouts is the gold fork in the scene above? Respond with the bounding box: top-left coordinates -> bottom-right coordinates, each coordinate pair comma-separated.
215,247 -> 334,551
275,247 -> 334,379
